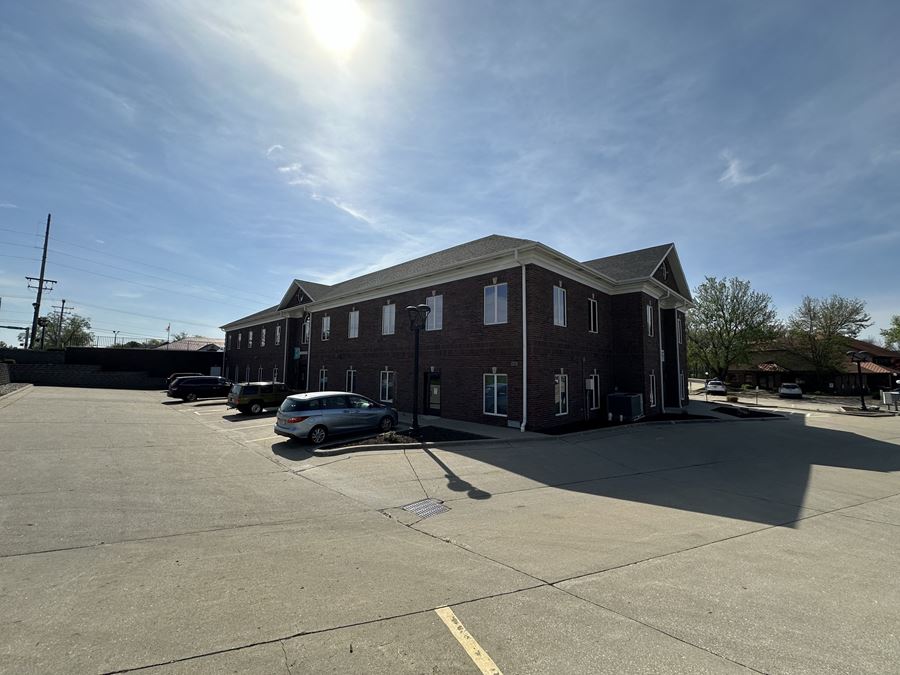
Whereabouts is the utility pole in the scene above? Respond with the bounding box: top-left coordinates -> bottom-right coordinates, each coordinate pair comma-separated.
52,299 -> 74,348
27,214 -> 56,349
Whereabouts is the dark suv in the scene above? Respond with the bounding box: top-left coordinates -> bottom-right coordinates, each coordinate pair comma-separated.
227,382 -> 297,414
167,376 -> 231,402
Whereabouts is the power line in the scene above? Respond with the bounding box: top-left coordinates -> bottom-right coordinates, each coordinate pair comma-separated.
66,298 -> 224,332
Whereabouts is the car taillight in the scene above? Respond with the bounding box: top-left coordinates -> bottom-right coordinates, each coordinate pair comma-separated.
285,416 -> 308,424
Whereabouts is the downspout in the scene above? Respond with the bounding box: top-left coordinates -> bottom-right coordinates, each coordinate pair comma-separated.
515,249 -> 527,432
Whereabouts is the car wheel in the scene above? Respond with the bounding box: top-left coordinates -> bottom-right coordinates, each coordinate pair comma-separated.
236,406 -> 251,414
185,392 -> 197,402
379,416 -> 394,432
250,401 -> 264,415
308,425 -> 328,445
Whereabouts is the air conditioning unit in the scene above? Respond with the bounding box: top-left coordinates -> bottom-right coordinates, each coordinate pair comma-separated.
607,393 -> 644,422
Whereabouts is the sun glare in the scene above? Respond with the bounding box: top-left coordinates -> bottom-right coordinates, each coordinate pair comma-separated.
303,0 -> 366,55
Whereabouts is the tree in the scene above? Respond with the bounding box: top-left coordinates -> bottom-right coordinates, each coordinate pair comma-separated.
881,315 -> 900,351
787,295 -> 871,379
687,276 -> 780,379
18,313 -> 95,348
0,340 -> 8,348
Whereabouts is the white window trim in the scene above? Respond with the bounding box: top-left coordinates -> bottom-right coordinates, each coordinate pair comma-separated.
346,368 -> 357,392
483,283 -> 508,325
248,331 -> 253,349
382,304 -> 395,335
237,333 -> 241,349
275,325 -> 281,346
379,370 -> 396,402
318,367 -> 328,391
348,310 -> 359,339
647,303 -> 654,337
649,370 -> 657,407
425,294 -> 443,331
301,317 -> 310,344
588,298 -> 598,333
273,366 -> 279,382
553,286 -> 567,327
589,373 -> 601,409
258,367 -> 263,381
261,328 -> 266,347
483,373 -> 508,417
321,316 -> 331,341
554,373 -> 569,415
676,315 -> 683,345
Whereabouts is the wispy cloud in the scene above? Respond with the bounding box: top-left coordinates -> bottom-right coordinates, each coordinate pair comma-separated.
719,150 -> 775,186
266,144 -> 283,157
0,202 -> 18,208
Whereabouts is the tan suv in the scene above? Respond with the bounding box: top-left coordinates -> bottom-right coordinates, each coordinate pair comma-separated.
227,382 -> 297,415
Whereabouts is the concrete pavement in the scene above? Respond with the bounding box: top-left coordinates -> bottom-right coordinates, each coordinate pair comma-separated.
2,387 -> 899,673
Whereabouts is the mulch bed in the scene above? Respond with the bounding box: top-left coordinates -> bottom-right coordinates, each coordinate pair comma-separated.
324,425 -> 489,449
712,406 -> 782,419
0,383 -> 28,397
540,412 -> 715,436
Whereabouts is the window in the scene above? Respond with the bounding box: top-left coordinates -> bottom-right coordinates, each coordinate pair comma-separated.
554,374 -> 568,415
588,298 -> 599,333
261,328 -> 267,347
227,335 -> 232,350
273,366 -> 279,382
588,372 -> 600,410
275,325 -> 281,346
649,369 -> 657,407
553,286 -> 567,327
248,331 -> 253,349
258,367 -> 263,381
237,333 -> 242,349
346,368 -> 357,392
484,283 -> 508,325
321,316 -> 331,341
382,304 -> 395,335
301,318 -> 310,344
647,303 -> 654,337
318,367 -> 328,391
379,370 -> 396,402
425,294 -> 443,330
676,314 -> 683,345
483,373 -> 508,416
348,310 -> 359,339
245,365 -> 250,382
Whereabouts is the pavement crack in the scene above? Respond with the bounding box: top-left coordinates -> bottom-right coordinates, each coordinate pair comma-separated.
280,640 -> 292,675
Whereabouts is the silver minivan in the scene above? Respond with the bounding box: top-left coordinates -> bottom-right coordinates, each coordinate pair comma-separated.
274,391 -> 398,444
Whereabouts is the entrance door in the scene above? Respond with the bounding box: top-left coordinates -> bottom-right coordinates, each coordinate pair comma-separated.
425,372 -> 441,415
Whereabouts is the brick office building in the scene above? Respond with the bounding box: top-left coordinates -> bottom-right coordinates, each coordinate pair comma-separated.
220,235 -> 691,431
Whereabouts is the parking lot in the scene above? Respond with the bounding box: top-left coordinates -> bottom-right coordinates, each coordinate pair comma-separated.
2,386 -> 900,673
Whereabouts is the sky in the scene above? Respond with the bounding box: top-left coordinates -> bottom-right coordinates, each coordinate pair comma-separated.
1,0 -> 898,347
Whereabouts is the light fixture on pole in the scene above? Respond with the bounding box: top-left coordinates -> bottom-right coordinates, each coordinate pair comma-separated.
406,303 -> 431,432
112,330 -> 120,347
846,350 -> 871,411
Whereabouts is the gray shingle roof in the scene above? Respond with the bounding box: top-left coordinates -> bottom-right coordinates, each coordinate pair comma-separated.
581,243 -> 673,281
316,234 -> 536,301
222,304 -> 279,328
293,279 -> 331,301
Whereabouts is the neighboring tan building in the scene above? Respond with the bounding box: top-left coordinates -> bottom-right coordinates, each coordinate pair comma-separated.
220,235 -> 692,431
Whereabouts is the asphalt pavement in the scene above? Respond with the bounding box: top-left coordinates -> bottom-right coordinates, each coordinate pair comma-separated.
2,387 -> 899,673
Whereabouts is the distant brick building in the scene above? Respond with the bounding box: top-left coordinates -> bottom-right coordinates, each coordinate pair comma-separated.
220,235 -> 691,431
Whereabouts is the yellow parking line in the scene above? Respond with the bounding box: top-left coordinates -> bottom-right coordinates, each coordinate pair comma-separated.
435,606 -> 502,675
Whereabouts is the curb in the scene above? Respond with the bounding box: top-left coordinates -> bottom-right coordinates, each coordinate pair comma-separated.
313,435 -> 556,457
0,383 -> 33,409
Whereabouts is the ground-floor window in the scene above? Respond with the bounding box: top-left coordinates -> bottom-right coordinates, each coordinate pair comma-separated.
245,365 -> 250,382
554,374 -> 568,415
679,370 -> 685,402
346,368 -> 356,392
649,369 -> 657,407
318,367 -> 327,391
588,372 -> 600,410
273,366 -> 279,382
258,367 -> 263,381
380,370 -> 395,402
483,373 -> 508,416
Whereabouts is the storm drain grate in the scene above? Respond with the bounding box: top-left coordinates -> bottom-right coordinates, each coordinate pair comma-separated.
402,498 -> 450,519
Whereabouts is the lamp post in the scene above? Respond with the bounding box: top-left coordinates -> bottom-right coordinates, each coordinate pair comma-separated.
112,330 -> 119,347
406,303 -> 431,432
846,350 -> 870,411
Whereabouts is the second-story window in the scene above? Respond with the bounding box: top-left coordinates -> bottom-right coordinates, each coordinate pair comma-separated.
302,317 -> 310,344
382,304 -> 395,335
589,298 -> 599,333
425,295 -> 443,331
237,333 -> 241,349
484,283 -> 507,325
321,316 -> 331,341
275,325 -> 281,346
676,314 -> 683,344
348,310 -> 359,339
248,330 -> 253,348
261,328 -> 266,347
553,286 -> 567,327
647,303 -> 654,337
227,335 -> 232,350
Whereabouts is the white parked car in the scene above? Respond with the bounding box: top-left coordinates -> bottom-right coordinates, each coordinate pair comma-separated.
705,380 -> 727,395
778,383 -> 803,399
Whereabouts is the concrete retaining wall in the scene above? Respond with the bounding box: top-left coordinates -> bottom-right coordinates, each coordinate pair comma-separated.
0,363 -> 9,386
